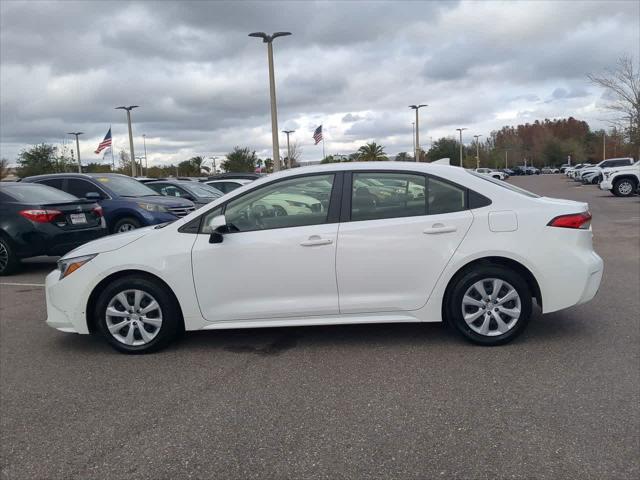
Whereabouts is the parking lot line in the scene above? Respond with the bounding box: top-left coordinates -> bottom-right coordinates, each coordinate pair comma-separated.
0,282 -> 45,287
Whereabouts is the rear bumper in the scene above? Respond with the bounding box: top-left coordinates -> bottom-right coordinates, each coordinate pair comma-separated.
14,226 -> 107,258
542,250 -> 604,313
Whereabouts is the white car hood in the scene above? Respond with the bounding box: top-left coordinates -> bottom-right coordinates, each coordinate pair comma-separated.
62,226 -> 155,259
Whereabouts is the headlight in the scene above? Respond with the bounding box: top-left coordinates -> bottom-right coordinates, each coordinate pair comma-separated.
57,254 -> 97,280
137,202 -> 168,213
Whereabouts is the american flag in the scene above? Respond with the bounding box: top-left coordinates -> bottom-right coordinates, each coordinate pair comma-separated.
94,127 -> 112,154
313,125 -> 323,145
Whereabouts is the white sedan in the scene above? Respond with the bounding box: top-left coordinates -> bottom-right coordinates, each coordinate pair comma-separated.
46,162 -> 603,353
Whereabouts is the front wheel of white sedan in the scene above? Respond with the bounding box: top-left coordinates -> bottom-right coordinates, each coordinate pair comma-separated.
447,265 -> 532,346
95,276 -> 182,354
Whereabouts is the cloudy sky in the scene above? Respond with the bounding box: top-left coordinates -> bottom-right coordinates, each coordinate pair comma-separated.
1,0 -> 638,166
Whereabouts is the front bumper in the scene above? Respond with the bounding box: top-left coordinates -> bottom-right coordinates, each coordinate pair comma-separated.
45,268 -> 90,334
599,179 -> 613,190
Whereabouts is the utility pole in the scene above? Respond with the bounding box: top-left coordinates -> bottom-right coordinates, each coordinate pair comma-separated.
505,149 -> 509,169
282,130 -> 295,168
115,106 -> 139,176
67,132 -> 83,173
249,31 -> 291,172
142,134 -> 148,175
602,131 -> 606,160
456,128 -> 467,167
473,134 -> 483,169
409,104 -> 427,161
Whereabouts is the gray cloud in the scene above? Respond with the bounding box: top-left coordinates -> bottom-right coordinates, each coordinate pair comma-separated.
1,0 -> 638,163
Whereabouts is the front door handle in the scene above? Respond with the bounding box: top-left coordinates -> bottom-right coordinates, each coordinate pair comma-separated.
423,223 -> 457,234
300,235 -> 333,247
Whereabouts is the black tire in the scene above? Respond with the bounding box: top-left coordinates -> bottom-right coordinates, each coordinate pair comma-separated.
446,265 -> 532,346
0,236 -> 20,276
590,175 -> 601,185
612,178 -> 637,197
112,217 -> 142,233
94,275 -> 182,354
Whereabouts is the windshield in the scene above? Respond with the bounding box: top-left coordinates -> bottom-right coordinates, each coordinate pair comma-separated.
1,184 -> 79,203
183,183 -> 223,197
94,175 -> 159,197
468,171 -> 540,198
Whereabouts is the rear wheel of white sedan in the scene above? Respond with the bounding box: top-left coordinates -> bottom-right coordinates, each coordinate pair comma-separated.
95,276 -> 182,354
448,265 -> 532,346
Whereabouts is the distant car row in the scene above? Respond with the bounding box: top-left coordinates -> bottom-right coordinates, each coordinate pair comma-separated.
563,158 -> 638,197
0,172 -> 261,274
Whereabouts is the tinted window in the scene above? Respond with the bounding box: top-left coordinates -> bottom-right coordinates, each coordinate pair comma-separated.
67,179 -> 104,199
36,178 -> 64,190
184,183 -> 222,198
223,174 -> 334,232
93,175 -> 158,197
428,177 -> 466,215
351,172 -> 426,221
151,184 -> 184,197
0,184 -> 78,203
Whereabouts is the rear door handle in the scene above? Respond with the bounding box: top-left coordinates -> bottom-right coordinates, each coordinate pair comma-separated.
423,224 -> 457,234
300,235 -> 333,246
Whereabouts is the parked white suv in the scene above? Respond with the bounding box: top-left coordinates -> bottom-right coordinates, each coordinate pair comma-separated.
600,161 -> 640,197
474,168 -> 507,180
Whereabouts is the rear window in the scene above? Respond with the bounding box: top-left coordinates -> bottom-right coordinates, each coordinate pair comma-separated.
468,171 -> 540,198
1,184 -> 79,203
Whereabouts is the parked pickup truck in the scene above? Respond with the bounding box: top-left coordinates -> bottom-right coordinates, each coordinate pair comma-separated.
599,161 -> 639,197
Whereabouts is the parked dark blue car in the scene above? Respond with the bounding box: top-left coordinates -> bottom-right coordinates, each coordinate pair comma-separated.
22,173 -> 195,233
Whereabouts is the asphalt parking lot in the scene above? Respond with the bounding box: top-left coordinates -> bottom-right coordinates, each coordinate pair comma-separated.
1,174 -> 638,480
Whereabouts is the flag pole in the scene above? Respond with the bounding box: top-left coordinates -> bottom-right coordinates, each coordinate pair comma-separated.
110,125 -> 115,171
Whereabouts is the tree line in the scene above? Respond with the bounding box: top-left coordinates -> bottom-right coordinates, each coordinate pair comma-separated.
8,115 -> 636,179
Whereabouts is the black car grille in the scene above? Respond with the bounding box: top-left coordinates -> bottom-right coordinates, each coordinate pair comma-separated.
168,206 -> 196,217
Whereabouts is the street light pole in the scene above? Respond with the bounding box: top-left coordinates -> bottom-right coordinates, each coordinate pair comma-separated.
456,128 -> 467,167
473,134 -> 483,169
411,122 -> 415,160
505,149 -> 509,169
409,104 -> 427,161
67,132 -> 83,173
249,31 -> 291,172
283,130 -> 295,168
142,134 -> 148,175
115,106 -> 139,176
602,131 -> 606,160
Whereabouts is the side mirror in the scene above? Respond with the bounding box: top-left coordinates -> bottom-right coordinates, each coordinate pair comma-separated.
85,192 -> 101,200
207,214 -> 227,244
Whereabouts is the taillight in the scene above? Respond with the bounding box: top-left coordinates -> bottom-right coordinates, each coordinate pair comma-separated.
92,206 -> 103,217
547,211 -> 592,229
19,209 -> 63,223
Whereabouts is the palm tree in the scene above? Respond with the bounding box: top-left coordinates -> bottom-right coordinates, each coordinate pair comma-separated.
189,156 -> 210,174
357,142 -> 388,161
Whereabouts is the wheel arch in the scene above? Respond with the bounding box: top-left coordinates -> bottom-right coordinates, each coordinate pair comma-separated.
441,256 -> 542,322
613,174 -> 638,186
85,269 -> 185,333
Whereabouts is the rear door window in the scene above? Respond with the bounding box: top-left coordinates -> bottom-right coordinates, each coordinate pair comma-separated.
67,179 -> 104,199
351,172 -> 426,221
36,178 -> 64,191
